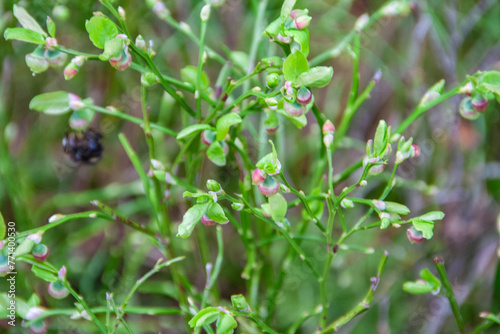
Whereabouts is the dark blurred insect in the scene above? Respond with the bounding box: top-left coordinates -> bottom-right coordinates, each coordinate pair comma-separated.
62,128 -> 103,164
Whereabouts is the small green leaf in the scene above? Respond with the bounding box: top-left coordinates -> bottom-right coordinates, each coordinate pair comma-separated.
256,153 -> 279,175
283,50 -> 309,82
478,71 -> 500,96
0,212 -> 5,240
4,27 -> 46,45
207,203 -> 228,224
14,238 -> 35,257
29,91 -> 71,115
276,108 -> 307,128
281,0 -> 297,24
416,211 -> 445,222
287,29 -> 310,57
263,18 -> 281,38
269,193 -> 287,223
420,268 -> 441,292
181,65 -> 210,90
13,5 -> 47,37
231,294 -> 249,311
216,113 -> 242,141
412,220 -> 434,239
207,142 -> 226,166
27,293 -> 41,307
47,16 -> 56,37
177,202 -> 211,238
217,314 -> 238,334
373,120 -> 388,155
176,124 -> 214,140
183,191 -> 208,199
296,66 -> 333,88
31,266 -> 58,282
99,38 -> 124,61
85,16 -> 118,49
188,307 -> 221,328
403,281 -> 434,295
383,202 -> 410,215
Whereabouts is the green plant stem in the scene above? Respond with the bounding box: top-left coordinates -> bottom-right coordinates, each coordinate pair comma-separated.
107,293 -> 134,334
393,84 -> 464,137
232,310 -> 279,334
320,251 -> 389,333
472,313 -> 500,334
201,226 -> 224,308
120,257 -> 185,311
196,7 -> 209,119
90,105 -> 177,136
287,306 -> 323,334
433,256 -> 465,334
64,281 -> 107,333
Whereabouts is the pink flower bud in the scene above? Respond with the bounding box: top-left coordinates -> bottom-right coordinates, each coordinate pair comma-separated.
258,175 -> 280,197
252,168 -> 267,185
48,281 -> 69,299
296,86 -> 312,105
32,244 -> 49,261
45,37 -> 58,50
109,48 -> 132,71
68,93 -> 85,110
26,307 -> 46,320
58,266 -> 67,280
284,81 -> 294,97
471,94 -> 488,112
459,82 -> 473,96
201,130 -> 216,146
322,120 -> 335,135
284,101 -> 305,117
201,214 -> 217,226
407,226 -> 425,244
409,144 -> 420,158
459,96 -> 480,120
29,320 -> 47,334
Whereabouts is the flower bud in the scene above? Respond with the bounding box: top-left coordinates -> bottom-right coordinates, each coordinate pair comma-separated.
27,232 -> 43,244
201,214 -> 216,226
284,100 -> 305,117
322,120 -> 335,135
141,72 -> 158,86
26,47 -> 49,74
200,4 -> 211,21
58,266 -> 67,280
44,49 -> 67,67
45,37 -> 58,50
266,98 -> 278,110
471,94 -> 488,112
266,73 -> 280,89
30,320 -> 47,334
32,244 -> 49,261
252,168 -> 267,185
135,35 -> 147,52
231,202 -> 244,211
68,93 -> 85,111
459,96 -> 480,120
48,281 -> 69,299
340,198 -> 354,209
64,56 -> 85,80
323,134 -> 334,149
296,86 -> 312,105
201,130 -> 216,146
231,294 -> 250,312
409,144 -> 420,158
206,179 -> 222,193
118,6 -> 126,19
369,163 -> 385,175
284,81 -> 294,97
289,9 -> 311,30
276,33 -> 291,44
153,1 -> 170,18
355,14 -> 369,32
407,226 -> 425,243
109,48 -> 132,71
26,307 -> 46,320
459,81 -> 473,96
373,200 -> 386,211
258,175 -> 280,197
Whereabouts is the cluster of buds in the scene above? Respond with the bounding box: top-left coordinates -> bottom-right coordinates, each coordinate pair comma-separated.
363,120 -> 392,175
25,306 -> 48,334
25,43 -> 67,75
252,167 -> 281,197
108,35 -> 132,71
285,9 -> 312,30
458,81 -> 490,120
135,35 -> 156,58
395,136 -> 420,164
322,120 -> 335,149
282,82 -> 313,117
201,130 -> 229,153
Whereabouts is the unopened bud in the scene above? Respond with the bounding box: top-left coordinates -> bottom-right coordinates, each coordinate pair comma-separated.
252,168 -> 267,185
459,81 -> 473,96
459,96 -> 480,120
373,200 -> 386,211
32,244 -> 49,261
45,37 -> 58,50
471,94 -> 488,112
26,47 -> 49,74
322,120 -> 335,135
68,93 -> 85,111
266,73 -> 280,89
200,5 -> 211,21
48,281 -> 69,299
109,48 -> 132,71
207,179 -> 222,193
258,175 -> 280,197
266,98 -> 278,110
118,6 -> 126,19
284,100 -> 305,117
135,35 -> 147,51
407,226 -> 425,243
340,199 -> 354,209
231,202 -> 244,211
355,14 -> 369,32
296,86 -> 312,105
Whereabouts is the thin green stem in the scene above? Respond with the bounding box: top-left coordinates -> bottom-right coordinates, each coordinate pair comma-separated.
107,293 -> 134,334
201,226 -> 224,308
196,6 -> 210,119
232,310 -> 279,334
64,282 -> 107,333
434,256 -> 465,334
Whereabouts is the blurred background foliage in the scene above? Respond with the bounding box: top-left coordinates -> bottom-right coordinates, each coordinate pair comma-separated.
1,0 -> 500,333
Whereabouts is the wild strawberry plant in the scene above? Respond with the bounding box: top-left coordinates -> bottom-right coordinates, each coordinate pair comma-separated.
1,0 -> 500,333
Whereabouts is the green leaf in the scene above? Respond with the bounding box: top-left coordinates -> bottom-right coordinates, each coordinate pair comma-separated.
373,120 -> 388,155
181,65 -> 210,90
29,91 -> 71,115
207,203 -> 229,224
177,202 -> 211,238
47,17 -> 56,37
216,113 -> 242,141
85,16 -> 118,49
296,66 -> 333,88
420,268 -> 441,292
383,202 -> 410,215
263,18 -> 281,38
416,211 -> 445,222
231,294 -> 249,311
188,307 -> 221,328
403,281 -> 434,295
283,50 -> 309,82
99,38 -> 124,61
207,142 -> 226,167
269,193 -> 287,223
281,0 -> 297,24
412,220 -> 434,239
13,5 -> 47,37
176,124 -> 214,140
183,191 -> 208,199
276,108 -> 307,128
14,238 -> 35,257
0,212 -> 5,240
287,29 -> 310,57
27,293 -> 41,307
478,71 -> 500,96
31,266 -> 58,282
217,314 -> 238,334
4,27 -> 46,45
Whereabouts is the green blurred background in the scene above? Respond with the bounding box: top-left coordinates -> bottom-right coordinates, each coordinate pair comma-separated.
1,0 -> 500,333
